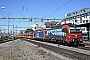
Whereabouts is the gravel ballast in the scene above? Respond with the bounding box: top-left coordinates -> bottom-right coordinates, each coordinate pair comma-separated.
0,39 -> 67,60
31,40 -> 90,55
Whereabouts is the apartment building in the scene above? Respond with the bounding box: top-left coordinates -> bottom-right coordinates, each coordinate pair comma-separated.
63,8 -> 90,24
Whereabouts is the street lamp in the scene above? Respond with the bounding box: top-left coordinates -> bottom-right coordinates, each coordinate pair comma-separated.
1,6 -> 5,18
1,6 -> 5,9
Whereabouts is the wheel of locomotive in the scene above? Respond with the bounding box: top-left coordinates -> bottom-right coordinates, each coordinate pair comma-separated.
62,39 -> 65,44
74,40 -> 79,46
57,41 -> 60,46
64,42 -> 68,45
46,38 -> 49,42
43,39 -> 46,42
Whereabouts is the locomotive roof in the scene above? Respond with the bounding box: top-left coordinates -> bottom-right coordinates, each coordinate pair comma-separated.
47,26 -> 62,30
62,23 -> 80,27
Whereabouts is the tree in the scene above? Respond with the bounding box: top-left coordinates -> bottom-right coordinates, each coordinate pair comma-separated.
24,28 -> 33,33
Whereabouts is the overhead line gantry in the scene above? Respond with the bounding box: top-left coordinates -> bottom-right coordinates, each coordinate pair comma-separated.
0,17 -> 63,22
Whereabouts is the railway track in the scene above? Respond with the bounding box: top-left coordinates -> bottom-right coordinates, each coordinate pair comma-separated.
66,44 -> 90,51
35,39 -> 90,51
25,39 -> 90,60
0,39 -> 15,43
76,45 -> 90,50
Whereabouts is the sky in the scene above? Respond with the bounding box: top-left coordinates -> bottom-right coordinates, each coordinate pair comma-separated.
0,0 -> 90,33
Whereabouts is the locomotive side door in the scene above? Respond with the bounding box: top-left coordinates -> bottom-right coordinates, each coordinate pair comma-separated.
62,28 -> 67,43
62,32 -> 66,40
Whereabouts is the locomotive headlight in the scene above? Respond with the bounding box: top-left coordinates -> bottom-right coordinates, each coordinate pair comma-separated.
80,39 -> 82,41
72,39 -> 74,41
68,34 -> 70,38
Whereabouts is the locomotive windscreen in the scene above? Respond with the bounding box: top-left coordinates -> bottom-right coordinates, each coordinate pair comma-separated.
70,29 -> 80,33
69,24 -> 81,33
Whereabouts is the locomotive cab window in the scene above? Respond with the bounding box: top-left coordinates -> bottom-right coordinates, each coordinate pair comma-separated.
62,28 -> 67,33
69,24 -> 81,33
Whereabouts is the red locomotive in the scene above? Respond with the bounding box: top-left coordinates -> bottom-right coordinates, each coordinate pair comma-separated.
61,24 -> 82,45
34,24 -> 82,45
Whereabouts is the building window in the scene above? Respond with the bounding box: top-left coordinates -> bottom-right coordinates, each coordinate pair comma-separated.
86,28 -> 90,31
87,12 -> 90,16
76,12 -> 78,14
69,14 -> 71,16
73,16 -> 76,19
83,20 -> 85,23
83,10 -> 85,12
77,15 -> 80,18
80,17 -> 82,23
73,13 -> 75,15
85,13 -> 88,18
89,12 -> 90,15
70,17 -> 72,20
73,16 -> 74,19
67,14 -> 71,16
81,14 -> 84,17
75,20 -> 77,22
75,16 -> 77,18
86,20 -> 88,23
82,28 -> 85,31
66,18 -> 69,20
83,14 -> 86,18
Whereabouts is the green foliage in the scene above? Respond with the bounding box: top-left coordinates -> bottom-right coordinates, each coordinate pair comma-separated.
24,28 -> 33,33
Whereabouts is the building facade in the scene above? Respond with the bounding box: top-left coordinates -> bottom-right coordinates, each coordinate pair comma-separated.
63,8 -> 90,25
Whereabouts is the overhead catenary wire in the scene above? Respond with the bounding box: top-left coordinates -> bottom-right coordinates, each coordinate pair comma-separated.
21,0 -> 23,17
0,9 -> 2,11
44,0 -> 73,18
41,0 -> 52,10
32,0 -> 52,17
27,0 -> 30,10
21,0 -> 28,17
23,0 -> 30,17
